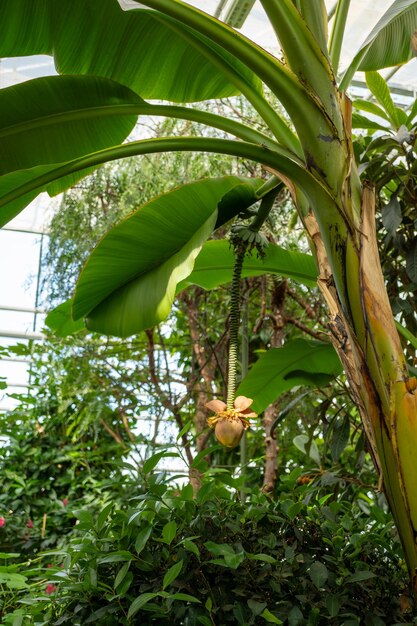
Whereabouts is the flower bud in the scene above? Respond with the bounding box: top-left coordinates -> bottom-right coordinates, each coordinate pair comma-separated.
214,417 -> 244,448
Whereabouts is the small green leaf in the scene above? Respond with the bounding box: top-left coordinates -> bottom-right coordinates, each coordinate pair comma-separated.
0,573 -> 28,589
162,521 -> 177,545
204,541 -> 234,557
191,445 -> 221,469
407,97 -> 417,124
176,420 -> 192,441
352,99 -> 390,121
89,567 -> 97,588
309,561 -> 328,588
286,501 -> 304,520
142,451 -> 177,474
233,603 -> 247,625
346,570 -> 376,583
84,607 -> 112,623
183,539 -> 200,559
247,553 -> 277,564
164,592 -> 200,603
248,599 -> 267,615
288,606 -> 304,626
365,71 -> 399,127
74,509 -> 94,528
0,553 -> 20,559
293,434 -> 321,467
97,551 -> 132,564
330,414 -> 350,462
162,559 -> 183,590
135,525 -> 153,555
114,561 -> 131,590
128,593 -> 158,619
261,608 -> 283,624
208,554 -> 245,569
97,502 -> 113,532
181,483 -> 194,500
351,112 -> 389,131
325,594 -> 341,617
406,239 -> 417,283
381,196 -> 402,240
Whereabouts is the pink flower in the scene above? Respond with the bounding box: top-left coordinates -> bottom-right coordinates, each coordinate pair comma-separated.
62,498 -> 69,506
47,563 -> 53,569
26,519 -> 34,528
206,396 -> 257,448
0,517 -> 6,527
45,584 -> 57,595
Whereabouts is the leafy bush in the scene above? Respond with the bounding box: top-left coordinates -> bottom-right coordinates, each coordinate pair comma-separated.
8,467 -> 415,625
0,351 -> 132,559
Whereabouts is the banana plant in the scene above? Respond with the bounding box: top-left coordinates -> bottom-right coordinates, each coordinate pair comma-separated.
1,0 -> 417,587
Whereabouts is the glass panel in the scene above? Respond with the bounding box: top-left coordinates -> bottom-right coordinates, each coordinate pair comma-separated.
0,310 -> 36,335
0,230 -> 40,309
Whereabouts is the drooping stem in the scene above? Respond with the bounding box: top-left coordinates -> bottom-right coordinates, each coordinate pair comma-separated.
226,190 -> 278,408
240,294 -> 249,501
250,188 -> 280,231
226,242 -> 247,409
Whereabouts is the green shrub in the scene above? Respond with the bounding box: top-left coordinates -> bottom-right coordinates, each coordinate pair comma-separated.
9,467 -> 415,625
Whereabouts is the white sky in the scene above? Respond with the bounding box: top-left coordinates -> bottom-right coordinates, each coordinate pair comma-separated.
0,196 -> 54,410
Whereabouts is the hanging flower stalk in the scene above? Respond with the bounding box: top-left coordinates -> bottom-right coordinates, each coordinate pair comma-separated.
206,238 -> 255,447
206,192 -> 275,447
227,238 -> 247,410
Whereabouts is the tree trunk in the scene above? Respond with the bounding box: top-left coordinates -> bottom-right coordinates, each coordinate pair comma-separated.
262,279 -> 286,493
268,73 -> 417,585
303,180 -> 417,591
182,289 -> 219,493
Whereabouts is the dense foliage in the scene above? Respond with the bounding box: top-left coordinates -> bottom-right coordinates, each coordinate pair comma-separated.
2,470 -> 415,625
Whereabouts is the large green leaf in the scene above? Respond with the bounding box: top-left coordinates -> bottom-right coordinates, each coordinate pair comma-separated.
47,236 -> 317,337
0,74 -> 144,226
237,338 -> 342,414
0,164 -> 57,227
0,75 -> 140,176
341,0 -> 417,87
352,99 -> 391,122
365,72 -> 401,129
0,135 -> 301,228
351,113 -> 390,131
72,177 -> 263,337
358,0 -> 417,70
177,240 -> 317,292
45,301 -> 85,338
0,0 -> 261,103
